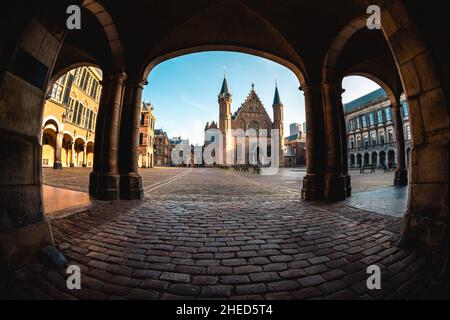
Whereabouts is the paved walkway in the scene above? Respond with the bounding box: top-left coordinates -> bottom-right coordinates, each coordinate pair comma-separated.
2,168 -> 441,300
43,185 -> 91,215
345,186 -> 408,217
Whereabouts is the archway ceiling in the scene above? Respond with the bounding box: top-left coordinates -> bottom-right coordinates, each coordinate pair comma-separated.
96,0 -> 369,77
54,0 -> 403,87
52,6 -> 111,77
337,28 -> 403,96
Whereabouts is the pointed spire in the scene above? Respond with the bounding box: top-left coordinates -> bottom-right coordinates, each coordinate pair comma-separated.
219,67 -> 230,96
273,82 -> 282,105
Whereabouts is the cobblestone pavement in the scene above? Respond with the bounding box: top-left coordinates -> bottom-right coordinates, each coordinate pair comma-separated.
42,167 -> 395,194
43,167 -> 187,193
3,168 -> 442,300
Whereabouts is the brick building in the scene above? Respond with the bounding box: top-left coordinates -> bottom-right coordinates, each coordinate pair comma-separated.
138,102 -> 156,168
154,129 -> 171,166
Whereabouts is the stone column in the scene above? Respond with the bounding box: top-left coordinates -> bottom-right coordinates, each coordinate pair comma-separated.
322,82 -> 347,201
82,144 -> 87,167
53,132 -> 63,169
119,77 -> 146,200
336,86 -> 351,196
70,142 -> 75,167
392,100 -> 408,186
301,84 -> 326,200
89,72 -> 126,200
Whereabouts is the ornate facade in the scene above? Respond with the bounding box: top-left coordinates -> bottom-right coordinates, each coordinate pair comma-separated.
204,76 -> 285,166
139,102 -> 156,168
345,89 -> 411,169
42,66 -> 102,168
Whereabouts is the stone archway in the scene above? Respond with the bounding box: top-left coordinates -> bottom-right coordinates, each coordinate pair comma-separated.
371,152 -> 378,166
364,153 -> 370,165
322,2 -> 449,249
42,128 -> 57,168
356,153 -> 362,168
349,154 -> 356,167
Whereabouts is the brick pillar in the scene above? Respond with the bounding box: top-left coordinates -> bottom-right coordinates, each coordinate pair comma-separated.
53,132 -> 63,169
119,77 -> 145,200
392,100 -> 408,186
322,82 -> 347,201
89,72 -> 126,200
301,84 -> 326,200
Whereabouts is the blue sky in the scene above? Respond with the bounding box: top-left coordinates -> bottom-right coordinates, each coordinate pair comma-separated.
143,51 -> 380,145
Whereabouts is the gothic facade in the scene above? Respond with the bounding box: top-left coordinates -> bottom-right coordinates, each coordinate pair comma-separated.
204,76 -> 285,166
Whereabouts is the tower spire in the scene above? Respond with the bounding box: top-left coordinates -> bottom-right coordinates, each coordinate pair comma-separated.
273,81 -> 282,105
220,69 -> 230,96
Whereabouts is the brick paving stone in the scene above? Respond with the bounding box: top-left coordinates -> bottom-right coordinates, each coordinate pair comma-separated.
235,283 -> 267,295
192,276 -> 219,285
308,256 -> 330,265
200,285 -> 233,298
106,265 -> 133,277
318,280 -> 347,294
267,280 -> 300,292
168,284 -> 200,296
322,269 -> 346,281
220,275 -> 250,284
291,287 -> 323,299
234,265 -> 262,274
249,272 -> 280,282
221,258 -> 247,267
279,269 -> 307,279
298,275 -> 326,287
207,266 -> 233,275
248,257 -> 271,265
139,279 -> 170,291
262,263 -> 287,272
126,288 -> 160,300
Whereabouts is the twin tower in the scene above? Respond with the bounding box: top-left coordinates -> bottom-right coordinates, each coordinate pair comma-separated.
205,74 -> 285,166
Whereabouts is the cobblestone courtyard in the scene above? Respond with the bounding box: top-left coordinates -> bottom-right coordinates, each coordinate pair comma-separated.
1,168 -> 441,299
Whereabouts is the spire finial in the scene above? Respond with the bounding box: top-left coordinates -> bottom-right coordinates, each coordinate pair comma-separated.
251,83 -> 255,91
224,66 -> 227,79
